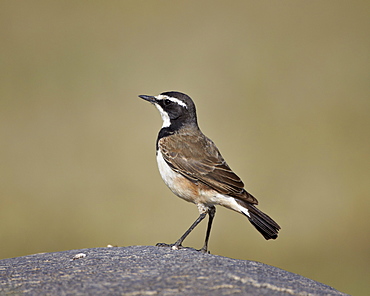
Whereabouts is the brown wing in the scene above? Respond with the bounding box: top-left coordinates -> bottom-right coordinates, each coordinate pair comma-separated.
159,131 -> 258,204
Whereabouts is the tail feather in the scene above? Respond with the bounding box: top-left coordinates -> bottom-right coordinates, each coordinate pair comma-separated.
238,201 -> 280,240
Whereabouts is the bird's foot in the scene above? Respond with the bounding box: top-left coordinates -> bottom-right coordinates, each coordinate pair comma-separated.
156,242 -> 184,250
156,242 -> 209,253
197,247 -> 210,254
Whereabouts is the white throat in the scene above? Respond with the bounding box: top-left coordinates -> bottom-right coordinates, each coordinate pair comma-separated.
155,104 -> 171,128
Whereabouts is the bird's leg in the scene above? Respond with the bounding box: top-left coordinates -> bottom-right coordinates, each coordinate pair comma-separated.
156,212 -> 207,250
199,206 -> 216,253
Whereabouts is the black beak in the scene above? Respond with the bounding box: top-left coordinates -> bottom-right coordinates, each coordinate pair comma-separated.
139,95 -> 156,103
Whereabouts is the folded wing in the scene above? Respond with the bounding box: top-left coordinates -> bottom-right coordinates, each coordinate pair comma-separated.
159,132 -> 258,205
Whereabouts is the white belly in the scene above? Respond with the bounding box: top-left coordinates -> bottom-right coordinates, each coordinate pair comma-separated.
155,150 -> 249,216
156,150 -> 197,203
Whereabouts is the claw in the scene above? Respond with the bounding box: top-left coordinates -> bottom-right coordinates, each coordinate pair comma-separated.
198,248 -> 210,254
156,242 -> 209,253
156,242 -> 183,250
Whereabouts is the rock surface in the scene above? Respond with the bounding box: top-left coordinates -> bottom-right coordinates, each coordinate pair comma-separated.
0,245 -> 347,295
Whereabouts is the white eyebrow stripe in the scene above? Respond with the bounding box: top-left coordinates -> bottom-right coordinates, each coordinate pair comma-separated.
155,94 -> 188,109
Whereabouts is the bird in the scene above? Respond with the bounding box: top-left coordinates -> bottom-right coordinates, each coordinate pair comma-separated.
139,91 -> 280,253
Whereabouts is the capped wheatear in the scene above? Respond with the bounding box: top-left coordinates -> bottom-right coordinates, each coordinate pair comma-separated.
139,91 -> 280,252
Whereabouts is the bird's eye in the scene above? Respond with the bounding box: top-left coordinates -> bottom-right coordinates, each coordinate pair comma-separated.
163,99 -> 172,106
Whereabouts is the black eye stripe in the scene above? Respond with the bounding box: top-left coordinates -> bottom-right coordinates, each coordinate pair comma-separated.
160,97 -> 187,109
162,99 -> 174,107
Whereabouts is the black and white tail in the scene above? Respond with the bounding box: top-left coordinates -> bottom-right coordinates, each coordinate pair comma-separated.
237,200 -> 280,240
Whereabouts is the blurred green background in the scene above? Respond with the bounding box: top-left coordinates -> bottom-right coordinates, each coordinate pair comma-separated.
0,1 -> 369,295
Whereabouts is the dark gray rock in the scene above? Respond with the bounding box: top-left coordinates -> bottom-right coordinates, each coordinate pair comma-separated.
0,245 -> 347,295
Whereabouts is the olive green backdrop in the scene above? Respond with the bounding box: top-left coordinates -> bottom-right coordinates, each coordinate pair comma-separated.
1,1 -> 369,295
